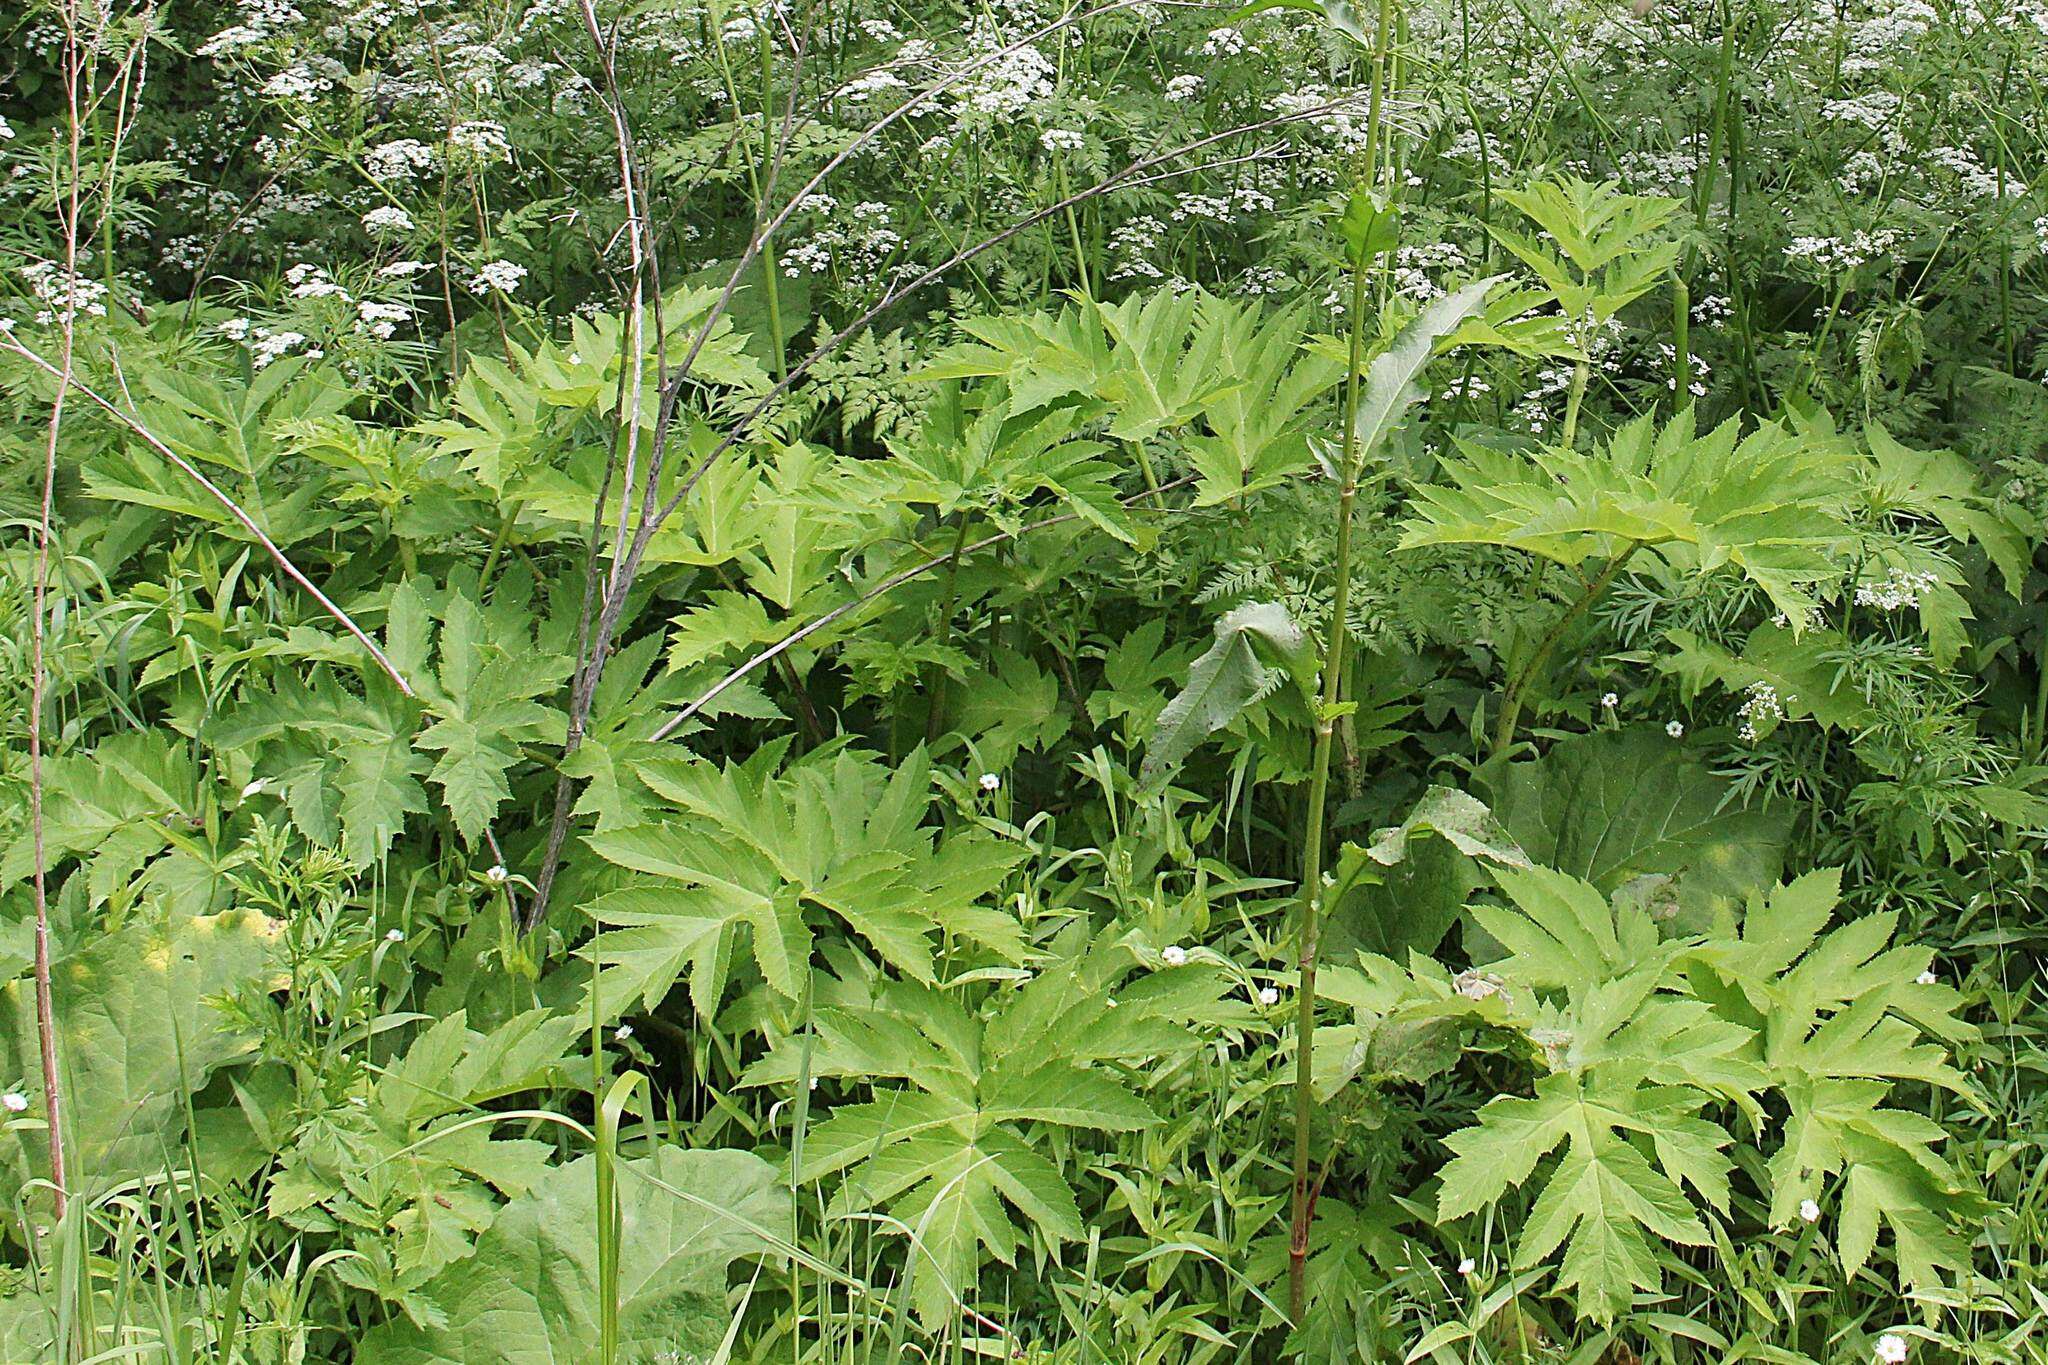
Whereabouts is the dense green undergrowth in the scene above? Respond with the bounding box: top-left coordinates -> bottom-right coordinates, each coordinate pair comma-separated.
3,0 -> 2048,1358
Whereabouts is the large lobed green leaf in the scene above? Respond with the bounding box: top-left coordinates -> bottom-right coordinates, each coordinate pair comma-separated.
357,1146 -> 780,1364
1487,726 -> 1787,924
0,909 -> 282,1198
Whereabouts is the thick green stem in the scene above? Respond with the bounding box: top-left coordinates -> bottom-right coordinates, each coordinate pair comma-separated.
756,27 -> 787,383
1670,272 -> 1692,408
1561,357 -> 1589,448
923,513 -> 974,742
1288,254 -> 1371,1323
1057,161 -> 1094,300
1288,0 -> 1400,1317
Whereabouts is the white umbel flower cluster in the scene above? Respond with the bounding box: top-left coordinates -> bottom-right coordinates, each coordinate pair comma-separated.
362,205 -> 415,234
1854,567 -> 1940,611
1737,681 -> 1785,742
469,259 -> 527,295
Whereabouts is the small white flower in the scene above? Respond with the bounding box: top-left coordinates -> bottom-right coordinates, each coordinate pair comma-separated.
1600,692 -> 1618,709
1161,945 -> 1187,967
1798,1198 -> 1820,1223
1916,969 -> 1937,985
292,272 -> 349,299
484,864 -> 509,884
1,1093 -> 28,1113
978,772 -> 1001,793
1666,720 -> 1685,738
241,779 -> 266,799
1875,1334 -> 1909,1365
615,1025 -> 633,1041
1258,986 -> 1280,1006
807,1076 -> 819,1090
1456,1257 -> 1476,1275
1039,127 -> 1084,153
385,928 -> 404,942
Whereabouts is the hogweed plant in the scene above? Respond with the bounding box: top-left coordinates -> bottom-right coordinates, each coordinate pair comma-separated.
3,0 -> 2047,1357
1282,247 -> 1499,1317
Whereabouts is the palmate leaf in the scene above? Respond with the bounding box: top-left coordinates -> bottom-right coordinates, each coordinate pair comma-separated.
1438,1073 -> 1712,1323
1401,410 -> 1865,626
0,909 -> 282,1198
267,1010 -> 582,1298
0,732 -> 200,909
1487,726 -> 1788,924
917,287 -> 1344,508
211,577 -> 568,864
1091,288 -> 1236,442
1323,785 -> 1530,960
583,746 -> 1025,1018
406,581 -> 568,821
745,944 -> 1219,1325
1430,863 -> 1980,1322
337,733 -> 434,868
1662,623 -> 1875,734
417,352 -> 550,493
916,305 -> 1110,415
951,649 -> 1071,764
1183,297 -> 1344,503
84,357 -> 353,547
1861,423 -> 2028,596
1487,178 -> 1682,332
416,285 -> 768,498
1469,866 -> 1661,989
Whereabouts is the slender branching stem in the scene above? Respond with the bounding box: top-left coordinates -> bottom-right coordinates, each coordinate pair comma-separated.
1492,541 -> 1643,754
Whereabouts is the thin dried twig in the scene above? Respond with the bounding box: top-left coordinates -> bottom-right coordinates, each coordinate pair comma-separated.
26,0 -> 98,1228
